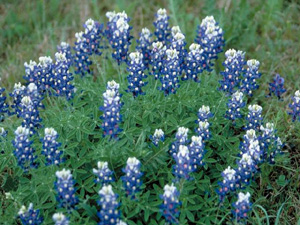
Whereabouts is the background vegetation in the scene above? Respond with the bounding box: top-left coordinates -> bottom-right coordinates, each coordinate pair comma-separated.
0,0 -> 299,224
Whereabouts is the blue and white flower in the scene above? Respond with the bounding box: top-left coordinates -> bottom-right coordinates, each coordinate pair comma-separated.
93,161 -> 114,185
18,203 -> 43,225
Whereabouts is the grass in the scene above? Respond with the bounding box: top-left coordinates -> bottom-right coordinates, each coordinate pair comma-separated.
1,0 -> 300,224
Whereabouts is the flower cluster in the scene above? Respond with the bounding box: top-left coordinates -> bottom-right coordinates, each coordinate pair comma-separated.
121,157 -> 143,197
170,127 -> 189,156
245,104 -> 263,131
195,16 -> 224,71
93,161 -> 114,185
160,183 -> 181,224
240,59 -> 261,96
150,128 -> 165,146
52,52 -> 75,99
52,213 -> 69,225
10,82 -> 26,116
98,185 -> 121,225
232,192 -> 252,222
196,105 -> 213,140
36,56 -> 54,93
126,52 -> 147,97
136,28 -> 152,68
236,153 -> 257,185
55,169 -> 78,209
0,84 -> 8,121
18,203 -> 43,225
23,60 -> 38,84
173,145 -> 193,180
182,43 -> 205,82
189,136 -> 206,171
170,27 -> 186,72
153,8 -> 171,44
219,49 -> 246,94
57,42 -> 73,66
100,80 -> 123,138
268,74 -> 286,99
19,96 -> 42,135
106,12 -> 132,64
159,49 -> 180,95
217,166 -> 238,201
74,31 -> 92,76
289,90 -> 300,122
42,128 -> 63,165
150,41 -> 166,80
225,91 -> 245,121
12,126 -> 38,172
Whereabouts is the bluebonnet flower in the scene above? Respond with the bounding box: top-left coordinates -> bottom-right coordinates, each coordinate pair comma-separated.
0,83 -> 8,121
12,126 -> 38,172
74,31 -> 92,76
53,213 -> 69,225
195,16 -> 225,71
19,96 -> 42,135
42,128 -> 63,166
98,185 -> 121,225
93,161 -> 114,185
247,140 -> 263,163
160,183 -> 181,224
99,80 -> 123,139
173,145 -> 193,180
189,136 -> 206,170
18,203 -> 43,225
225,91 -> 245,121
259,123 -> 276,153
196,121 -> 211,141
232,192 -> 252,222
217,166 -> 238,201
105,11 -> 128,43
24,60 -> 38,84
10,82 -> 26,116
110,15 -> 132,64
170,28 -> 187,72
182,43 -> 206,82
150,41 -> 166,80
219,49 -> 246,94
239,129 -> 258,155
245,104 -> 263,131
197,105 -> 213,122
83,18 -> 104,56
170,127 -> 189,157
136,28 -> 152,68
57,42 -> 73,66
53,52 -> 74,99
26,83 -> 44,109
55,169 -> 78,209
236,153 -> 257,185
269,137 -> 284,164
160,49 -> 180,95
126,52 -> 147,97
121,157 -> 143,197
153,8 -> 171,44
150,128 -> 165,146
240,59 -> 261,96
37,56 -> 54,92
268,74 -> 286,99
289,90 -> 300,122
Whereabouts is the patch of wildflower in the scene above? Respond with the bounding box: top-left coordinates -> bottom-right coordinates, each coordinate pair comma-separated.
121,157 -> 143,197
55,169 -> 78,209
288,90 -> 300,122
93,161 -> 114,185
105,11 -> 129,43
83,18 -> 104,56
236,153 -> 257,186
239,129 -> 258,155
37,56 -> 54,93
150,128 -> 165,146
136,28 -> 152,68
18,203 -> 43,225
126,52 -> 147,97
189,136 -> 206,171
245,104 -> 263,131
74,31 -> 92,76
195,16 -> 225,71
232,192 -> 252,222
12,126 -> 38,172
42,128 -> 63,166
170,127 -> 189,157
217,166 -> 238,202
225,91 -> 245,121
219,49 -> 246,94
98,185 -> 121,225
170,27 -> 187,72
150,41 -> 166,80
10,82 -> 26,116
160,183 -> 181,224
159,49 -> 180,95
268,74 -> 286,99
197,105 -> 213,122
153,8 -> 171,44
99,80 -> 123,139
182,43 -> 205,82
53,213 -> 69,225
240,59 -> 261,96
173,145 -> 193,180
196,121 -> 211,141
